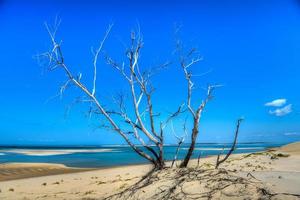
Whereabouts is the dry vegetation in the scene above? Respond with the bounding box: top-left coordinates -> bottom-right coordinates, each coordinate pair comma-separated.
104,168 -> 293,200
103,150 -> 300,200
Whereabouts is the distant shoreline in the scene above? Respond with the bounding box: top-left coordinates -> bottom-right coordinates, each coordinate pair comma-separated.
0,142 -> 288,169
0,141 -> 295,181
0,141 -> 289,149
1,147 -> 265,156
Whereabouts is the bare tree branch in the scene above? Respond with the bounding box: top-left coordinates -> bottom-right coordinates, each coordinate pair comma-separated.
91,23 -> 113,96
197,151 -> 202,168
215,118 -> 243,169
42,20 -> 158,166
40,20 -> 233,170
171,120 -> 187,167
180,84 -> 219,168
162,103 -> 186,130
106,30 -> 161,146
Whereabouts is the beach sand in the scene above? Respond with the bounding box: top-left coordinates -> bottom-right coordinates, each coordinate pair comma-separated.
0,142 -> 300,199
0,163 -> 90,181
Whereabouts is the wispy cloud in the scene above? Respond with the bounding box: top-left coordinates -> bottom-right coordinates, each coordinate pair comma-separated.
265,98 -> 287,107
284,132 -> 300,136
269,104 -> 292,116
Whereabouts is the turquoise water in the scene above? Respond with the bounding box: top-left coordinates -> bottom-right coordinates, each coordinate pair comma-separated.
0,143 -> 286,168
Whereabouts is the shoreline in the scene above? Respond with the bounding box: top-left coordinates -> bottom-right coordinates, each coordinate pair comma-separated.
0,141 -> 299,199
0,153 -> 261,182
0,141 -> 293,182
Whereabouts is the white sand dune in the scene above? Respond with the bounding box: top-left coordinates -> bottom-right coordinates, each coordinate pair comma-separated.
277,141 -> 300,155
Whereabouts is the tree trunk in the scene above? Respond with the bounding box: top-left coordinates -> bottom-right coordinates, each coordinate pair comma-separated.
180,118 -> 199,168
156,143 -> 165,169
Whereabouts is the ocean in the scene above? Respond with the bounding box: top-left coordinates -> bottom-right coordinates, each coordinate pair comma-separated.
0,143 -> 286,168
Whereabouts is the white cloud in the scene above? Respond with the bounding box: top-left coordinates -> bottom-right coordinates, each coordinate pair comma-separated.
269,104 -> 292,117
284,132 -> 300,136
265,98 -> 287,107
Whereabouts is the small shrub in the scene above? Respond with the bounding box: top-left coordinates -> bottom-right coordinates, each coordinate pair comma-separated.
84,190 -> 94,195
97,181 -> 105,185
277,153 -> 289,157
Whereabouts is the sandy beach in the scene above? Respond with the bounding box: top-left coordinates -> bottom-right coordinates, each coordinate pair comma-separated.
0,142 -> 300,199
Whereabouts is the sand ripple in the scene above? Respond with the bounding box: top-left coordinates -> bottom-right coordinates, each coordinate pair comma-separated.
0,163 -> 88,181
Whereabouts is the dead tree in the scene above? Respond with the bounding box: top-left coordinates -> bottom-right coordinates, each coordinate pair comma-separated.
39,20 -> 186,170
174,39 -> 221,167
215,118 -> 243,169
39,18 -> 234,170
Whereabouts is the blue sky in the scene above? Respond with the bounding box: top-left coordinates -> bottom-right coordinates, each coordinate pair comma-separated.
0,0 -> 299,145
